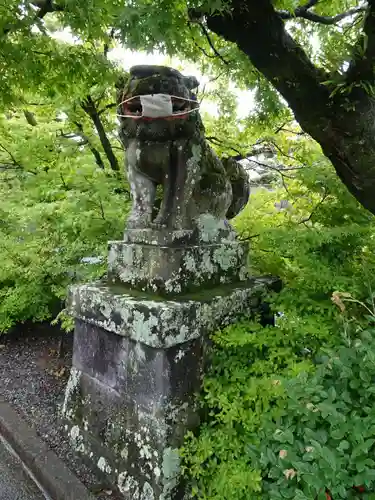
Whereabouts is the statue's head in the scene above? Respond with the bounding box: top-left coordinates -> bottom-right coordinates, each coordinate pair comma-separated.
117,65 -> 201,142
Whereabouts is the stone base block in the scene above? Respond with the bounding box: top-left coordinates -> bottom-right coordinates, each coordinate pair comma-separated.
108,238 -> 249,296
62,278 -> 276,499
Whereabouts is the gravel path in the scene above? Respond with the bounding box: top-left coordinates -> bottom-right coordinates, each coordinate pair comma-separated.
0,323 -> 121,500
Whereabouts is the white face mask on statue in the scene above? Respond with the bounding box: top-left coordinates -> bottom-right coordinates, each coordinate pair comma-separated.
139,94 -> 173,118
118,93 -> 199,119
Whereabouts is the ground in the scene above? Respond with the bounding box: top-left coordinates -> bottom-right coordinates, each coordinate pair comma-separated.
0,323 -> 121,500
0,436 -> 46,500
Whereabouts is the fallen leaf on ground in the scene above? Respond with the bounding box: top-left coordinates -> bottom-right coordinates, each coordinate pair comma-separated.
54,366 -> 66,378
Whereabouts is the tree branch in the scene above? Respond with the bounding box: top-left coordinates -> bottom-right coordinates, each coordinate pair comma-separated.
98,103 -> 117,115
103,28 -> 116,58
73,122 -> 106,170
81,95 -> 120,172
346,2 -> 375,83
199,22 -> 231,66
204,1 -> 331,139
58,124 -> 106,169
278,4 -> 367,25
32,0 -> 64,19
2,1 -> 64,36
0,143 -> 37,175
0,143 -> 21,167
198,0 -> 375,215
298,190 -> 330,225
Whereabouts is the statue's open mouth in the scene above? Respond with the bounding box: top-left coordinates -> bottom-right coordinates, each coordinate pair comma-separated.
119,93 -> 199,120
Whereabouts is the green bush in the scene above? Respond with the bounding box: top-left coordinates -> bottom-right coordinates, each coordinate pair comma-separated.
182,307 -> 375,499
181,146 -> 375,499
0,114 -> 129,333
252,322 -> 375,499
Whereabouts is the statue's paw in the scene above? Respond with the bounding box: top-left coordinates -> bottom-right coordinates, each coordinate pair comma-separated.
151,214 -> 169,228
150,221 -> 168,229
127,213 -> 152,230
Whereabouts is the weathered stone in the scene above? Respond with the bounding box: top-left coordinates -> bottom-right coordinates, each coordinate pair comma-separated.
67,278 -> 270,349
108,240 -> 248,296
117,65 -> 250,231
121,215 -> 236,245
62,277 -> 277,500
109,217 -> 249,296
61,64 -> 275,500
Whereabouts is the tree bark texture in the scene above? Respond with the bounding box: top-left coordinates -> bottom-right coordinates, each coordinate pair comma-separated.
205,0 -> 375,215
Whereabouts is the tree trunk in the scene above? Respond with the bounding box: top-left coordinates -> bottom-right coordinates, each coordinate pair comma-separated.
204,0 -> 375,215
81,96 -> 120,172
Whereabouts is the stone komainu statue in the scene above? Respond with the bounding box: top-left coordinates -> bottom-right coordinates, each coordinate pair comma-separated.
117,65 -> 250,230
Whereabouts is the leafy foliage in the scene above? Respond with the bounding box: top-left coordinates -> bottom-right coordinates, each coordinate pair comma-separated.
2,3 -> 375,498
180,124 -> 375,498
0,107 -> 128,333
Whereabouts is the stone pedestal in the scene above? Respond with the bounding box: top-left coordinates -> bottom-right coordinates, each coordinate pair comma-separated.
108,226 -> 248,296
62,223 -> 277,499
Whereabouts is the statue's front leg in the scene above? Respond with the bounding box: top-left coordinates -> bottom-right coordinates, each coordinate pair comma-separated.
152,153 -> 176,229
127,167 -> 156,229
153,139 -> 201,230
170,139 -> 201,229
125,141 -> 156,229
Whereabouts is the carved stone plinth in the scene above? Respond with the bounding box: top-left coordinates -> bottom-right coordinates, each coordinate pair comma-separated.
62,278 -> 275,500
61,64 -> 271,500
108,242 -> 248,297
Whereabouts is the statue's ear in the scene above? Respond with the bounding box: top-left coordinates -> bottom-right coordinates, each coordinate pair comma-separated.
184,76 -> 200,90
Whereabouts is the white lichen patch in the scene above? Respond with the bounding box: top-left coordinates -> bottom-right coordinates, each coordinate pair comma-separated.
213,244 -> 239,271
201,251 -> 215,276
183,253 -> 197,273
175,349 -> 185,361
239,265 -> 249,281
120,447 -> 129,460
69,425 -> 85,453
61,367 -> 81,418
154,466 -> 161,479
166,402 -> 190,424
140,443 -> 153,460
165,279 -> 182,294
173,325 -> 190,344
70,425 -> 80,440
97,456 -> 112,474
99,301 -> 112,320
118,472 -> 139,496
196,214 -> 226,243
162,447 -> 180,498
141,481 -> 155,500
134,342 -> 146,363
133,310 -> 159,345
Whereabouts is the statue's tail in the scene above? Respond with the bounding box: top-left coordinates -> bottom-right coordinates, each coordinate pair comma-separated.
222,158 -> 250,219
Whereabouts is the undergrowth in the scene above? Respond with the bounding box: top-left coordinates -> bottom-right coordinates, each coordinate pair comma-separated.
181,157 -> 375,499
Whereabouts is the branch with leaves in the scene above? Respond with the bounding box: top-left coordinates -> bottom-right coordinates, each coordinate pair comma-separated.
0,142 -> 36,175
298,189 -> 330,225
2,0 -> 64,36
278,1 -> 367,25
347,1 -> 375,82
